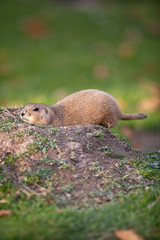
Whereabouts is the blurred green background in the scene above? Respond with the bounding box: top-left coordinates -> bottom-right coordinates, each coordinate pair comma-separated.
0,0 -> 160,147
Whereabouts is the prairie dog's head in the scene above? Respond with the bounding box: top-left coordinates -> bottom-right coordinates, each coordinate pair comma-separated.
20,103 -> 52,125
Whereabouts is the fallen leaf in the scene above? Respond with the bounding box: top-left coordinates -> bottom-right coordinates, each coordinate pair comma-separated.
0,210 -> 11,217
132,140 -> 142,150
137,82 -> 160,112
93,64 -> 109,79
22,17 -> 49,38
45,198 -> 53,204
121,126 -> 142,149
139,81 -> 160,96
0,199 -> 7,204
117,42 -> 136,58
95,198 -> 103,204
122,126 -> 134,139
138,96 -> 160,112
56,209 -> 63,213
115,229 -> 144,240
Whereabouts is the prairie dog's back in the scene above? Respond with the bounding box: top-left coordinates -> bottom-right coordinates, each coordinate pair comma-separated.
56,89 -> 116,107
56,89 -> 105,108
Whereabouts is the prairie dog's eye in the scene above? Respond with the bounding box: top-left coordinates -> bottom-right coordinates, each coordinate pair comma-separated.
33,107 -> 39,111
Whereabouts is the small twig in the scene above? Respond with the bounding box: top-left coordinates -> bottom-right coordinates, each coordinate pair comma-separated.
19,183 -> 50,197
19,183 -> 38,195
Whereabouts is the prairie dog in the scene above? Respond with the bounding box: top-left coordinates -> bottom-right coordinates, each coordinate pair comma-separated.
20,89 -> 148,128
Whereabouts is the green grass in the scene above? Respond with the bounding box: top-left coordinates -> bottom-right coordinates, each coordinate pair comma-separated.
0,186 -> 160,240
0,0 -> 160,130
0,1 -> 160,239
131,151 -> 160,180
0,149 -> 160,239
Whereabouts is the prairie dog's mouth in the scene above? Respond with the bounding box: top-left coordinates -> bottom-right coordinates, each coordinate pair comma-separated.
20,114 -> 32,123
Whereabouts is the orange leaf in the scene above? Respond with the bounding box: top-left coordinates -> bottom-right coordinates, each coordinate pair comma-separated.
0,210 -> 11,217
115,229 -> 144,240
93,64 -> 109,79
22,18 -> 48,38
117,42 -> 136,58
138,96 -> 160,112
0,199 -> 7,203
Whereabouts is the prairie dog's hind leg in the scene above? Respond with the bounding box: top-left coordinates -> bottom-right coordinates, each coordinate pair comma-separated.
101,114 -> 118,128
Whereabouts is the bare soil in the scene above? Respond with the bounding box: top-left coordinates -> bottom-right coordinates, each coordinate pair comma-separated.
0,107 -> 151,207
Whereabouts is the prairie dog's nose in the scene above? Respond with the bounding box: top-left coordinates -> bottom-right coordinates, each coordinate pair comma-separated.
21,113 -> 25,116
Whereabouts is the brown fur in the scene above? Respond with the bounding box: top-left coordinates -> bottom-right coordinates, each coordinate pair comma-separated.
20,89 -> 148,128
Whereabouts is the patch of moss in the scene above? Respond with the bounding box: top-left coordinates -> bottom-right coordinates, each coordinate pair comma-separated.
130,151 -> 160,181
0,120 -> 15,132
27,135 -> 58,153
92,130 -> 104,140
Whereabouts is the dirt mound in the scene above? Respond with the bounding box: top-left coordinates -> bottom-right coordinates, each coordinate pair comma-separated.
0,107 -> 150,207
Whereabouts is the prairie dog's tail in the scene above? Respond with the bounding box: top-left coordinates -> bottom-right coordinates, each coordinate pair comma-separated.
121,112 -> 148,121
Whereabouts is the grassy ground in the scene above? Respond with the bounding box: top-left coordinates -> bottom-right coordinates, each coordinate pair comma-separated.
0,1 -> 160,239
0,187 -> 160,240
